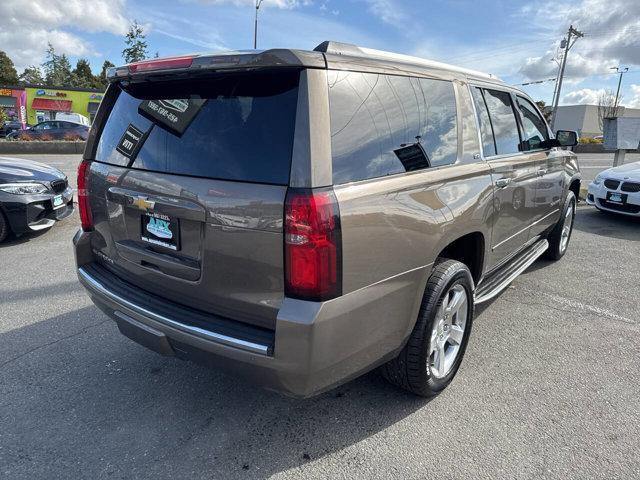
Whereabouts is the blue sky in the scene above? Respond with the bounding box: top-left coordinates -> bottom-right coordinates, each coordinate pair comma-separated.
1,0 -> 639,107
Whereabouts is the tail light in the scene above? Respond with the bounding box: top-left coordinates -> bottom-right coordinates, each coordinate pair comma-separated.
77,160 -> 93,231
285,188 -> 342,301
128,56 -> 194,74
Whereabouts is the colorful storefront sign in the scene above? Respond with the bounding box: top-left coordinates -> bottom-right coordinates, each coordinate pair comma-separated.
0,87 -> 27,128
35,89 -> 68,98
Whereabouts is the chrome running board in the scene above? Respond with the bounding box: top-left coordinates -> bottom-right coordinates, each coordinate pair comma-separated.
474,239 -> 549,304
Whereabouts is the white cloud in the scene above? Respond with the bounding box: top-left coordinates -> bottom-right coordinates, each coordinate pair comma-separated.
519,0 -> 640,81
563,88 -> 607,105
362,0 -> 407,27
195,0 -> 310,8
627,85 -> 640,108
0,0 -> 130,71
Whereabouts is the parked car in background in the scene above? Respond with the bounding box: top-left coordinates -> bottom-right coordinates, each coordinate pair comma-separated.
0,156 -> 74,242
587,161 -> 640,216
6,121 -> 89,141
74,41 -> 580,398
55,112 -> 90,126
1,121 -> 23,138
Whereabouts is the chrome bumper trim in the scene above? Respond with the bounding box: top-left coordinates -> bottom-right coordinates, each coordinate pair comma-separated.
77,266 -> 271,356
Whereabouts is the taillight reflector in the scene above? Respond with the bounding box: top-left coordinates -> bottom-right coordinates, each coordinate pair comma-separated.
128,55 -> 194,73
284,189 -> 342,301
77,160 -> 93,231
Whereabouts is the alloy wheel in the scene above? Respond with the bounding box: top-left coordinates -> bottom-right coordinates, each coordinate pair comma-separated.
428,283 -> 468,379
560,200 -> 575,253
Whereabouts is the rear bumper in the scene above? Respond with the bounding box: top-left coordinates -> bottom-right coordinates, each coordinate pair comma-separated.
74,230 -> 427,397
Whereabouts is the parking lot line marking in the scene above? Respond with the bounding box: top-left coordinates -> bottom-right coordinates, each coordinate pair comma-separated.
520,289 -> 634,324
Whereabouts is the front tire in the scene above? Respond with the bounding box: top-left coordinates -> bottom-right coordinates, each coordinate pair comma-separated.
381,259 -> 474,397
0,210 -> 9,243
544,190 -> 576,260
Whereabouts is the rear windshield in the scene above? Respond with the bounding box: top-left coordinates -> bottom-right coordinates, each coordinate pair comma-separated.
92,70 -> 300,185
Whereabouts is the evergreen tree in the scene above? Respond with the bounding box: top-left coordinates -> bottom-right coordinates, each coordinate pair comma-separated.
94,60 -> 115,89
42,43 -> 59,84
71,58 -> 94,88
0,51 -> 19,85
19,66 -> 45,85
42,44 -> 73,86
122,21 -> 148,64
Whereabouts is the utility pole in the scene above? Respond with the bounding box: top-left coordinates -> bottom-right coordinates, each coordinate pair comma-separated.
550,25 -> 584,130
254,0 -> 264,50
610,66 -> 629,109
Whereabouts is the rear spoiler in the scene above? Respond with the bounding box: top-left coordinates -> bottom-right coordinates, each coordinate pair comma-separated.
107,49 -> 326,82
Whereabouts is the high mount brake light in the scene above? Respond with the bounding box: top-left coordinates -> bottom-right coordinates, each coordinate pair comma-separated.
128,56 -> 194,73
284,189 -> 342,301
77,160 -> 93,231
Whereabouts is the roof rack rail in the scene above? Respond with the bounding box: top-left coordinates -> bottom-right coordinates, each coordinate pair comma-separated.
313,40 -> 499,81
313,41 -> 363,56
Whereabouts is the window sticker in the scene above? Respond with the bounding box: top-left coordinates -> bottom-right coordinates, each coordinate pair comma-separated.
394,142 -> 431,172
116,124 -> 146,159
138,98 -> 207,136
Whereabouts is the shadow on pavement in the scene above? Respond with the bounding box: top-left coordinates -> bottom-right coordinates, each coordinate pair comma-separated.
2,280 -> 83,303
0,305 -> 431,479
573,205 -> 640,241
0,229 -> 50,248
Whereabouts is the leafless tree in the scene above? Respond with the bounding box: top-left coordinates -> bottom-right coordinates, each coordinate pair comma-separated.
597,89 -> 623,132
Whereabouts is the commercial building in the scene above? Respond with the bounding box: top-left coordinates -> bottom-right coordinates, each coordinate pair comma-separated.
554,104 -> 640,138
0,84 -> 105,127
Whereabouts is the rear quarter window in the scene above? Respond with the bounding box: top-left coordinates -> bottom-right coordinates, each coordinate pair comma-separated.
328,71 -> 458,184
93,71 -> 300,185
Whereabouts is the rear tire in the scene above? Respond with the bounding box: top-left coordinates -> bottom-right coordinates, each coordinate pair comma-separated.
381,259 -> 475,397
544,190 -> 576,261
0,210 -> 9,243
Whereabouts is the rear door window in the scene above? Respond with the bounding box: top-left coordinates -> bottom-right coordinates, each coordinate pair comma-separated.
481,89 -> 521,156
516,96 -> 549,150
93,70 -> 300,185
470,87 -> 496,157
328,71 -> 458,184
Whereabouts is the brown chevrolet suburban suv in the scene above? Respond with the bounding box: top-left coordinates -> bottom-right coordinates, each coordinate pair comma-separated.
74,41 -> 581,398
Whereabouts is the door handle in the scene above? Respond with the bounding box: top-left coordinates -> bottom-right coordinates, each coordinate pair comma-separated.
495,178 -> 511,189
537,168 -> 548,176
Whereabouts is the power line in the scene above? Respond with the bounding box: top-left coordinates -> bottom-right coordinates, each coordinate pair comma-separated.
520,77 -> 556,86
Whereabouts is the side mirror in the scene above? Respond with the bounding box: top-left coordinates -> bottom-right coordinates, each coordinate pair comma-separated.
555,130 -> 578,147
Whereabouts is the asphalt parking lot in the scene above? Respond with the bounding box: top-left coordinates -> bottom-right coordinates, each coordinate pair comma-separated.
1,154 -> 639,479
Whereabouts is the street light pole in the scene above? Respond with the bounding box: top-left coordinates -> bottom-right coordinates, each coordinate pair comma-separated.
611,66 -> 629,109
254,0 -> 264,50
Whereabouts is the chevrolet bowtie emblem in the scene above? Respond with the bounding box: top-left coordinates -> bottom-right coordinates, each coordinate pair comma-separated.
130,195 -> 155,212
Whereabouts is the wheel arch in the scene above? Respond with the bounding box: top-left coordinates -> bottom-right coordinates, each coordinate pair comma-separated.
435,231 -> 485,285
568,176 -> 581,201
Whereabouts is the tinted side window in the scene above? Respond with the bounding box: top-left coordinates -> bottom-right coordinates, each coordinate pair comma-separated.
328,71 -> 458,184
482,89 -> 521,155
470,87 -> 496,156
516,96 -> 549,150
